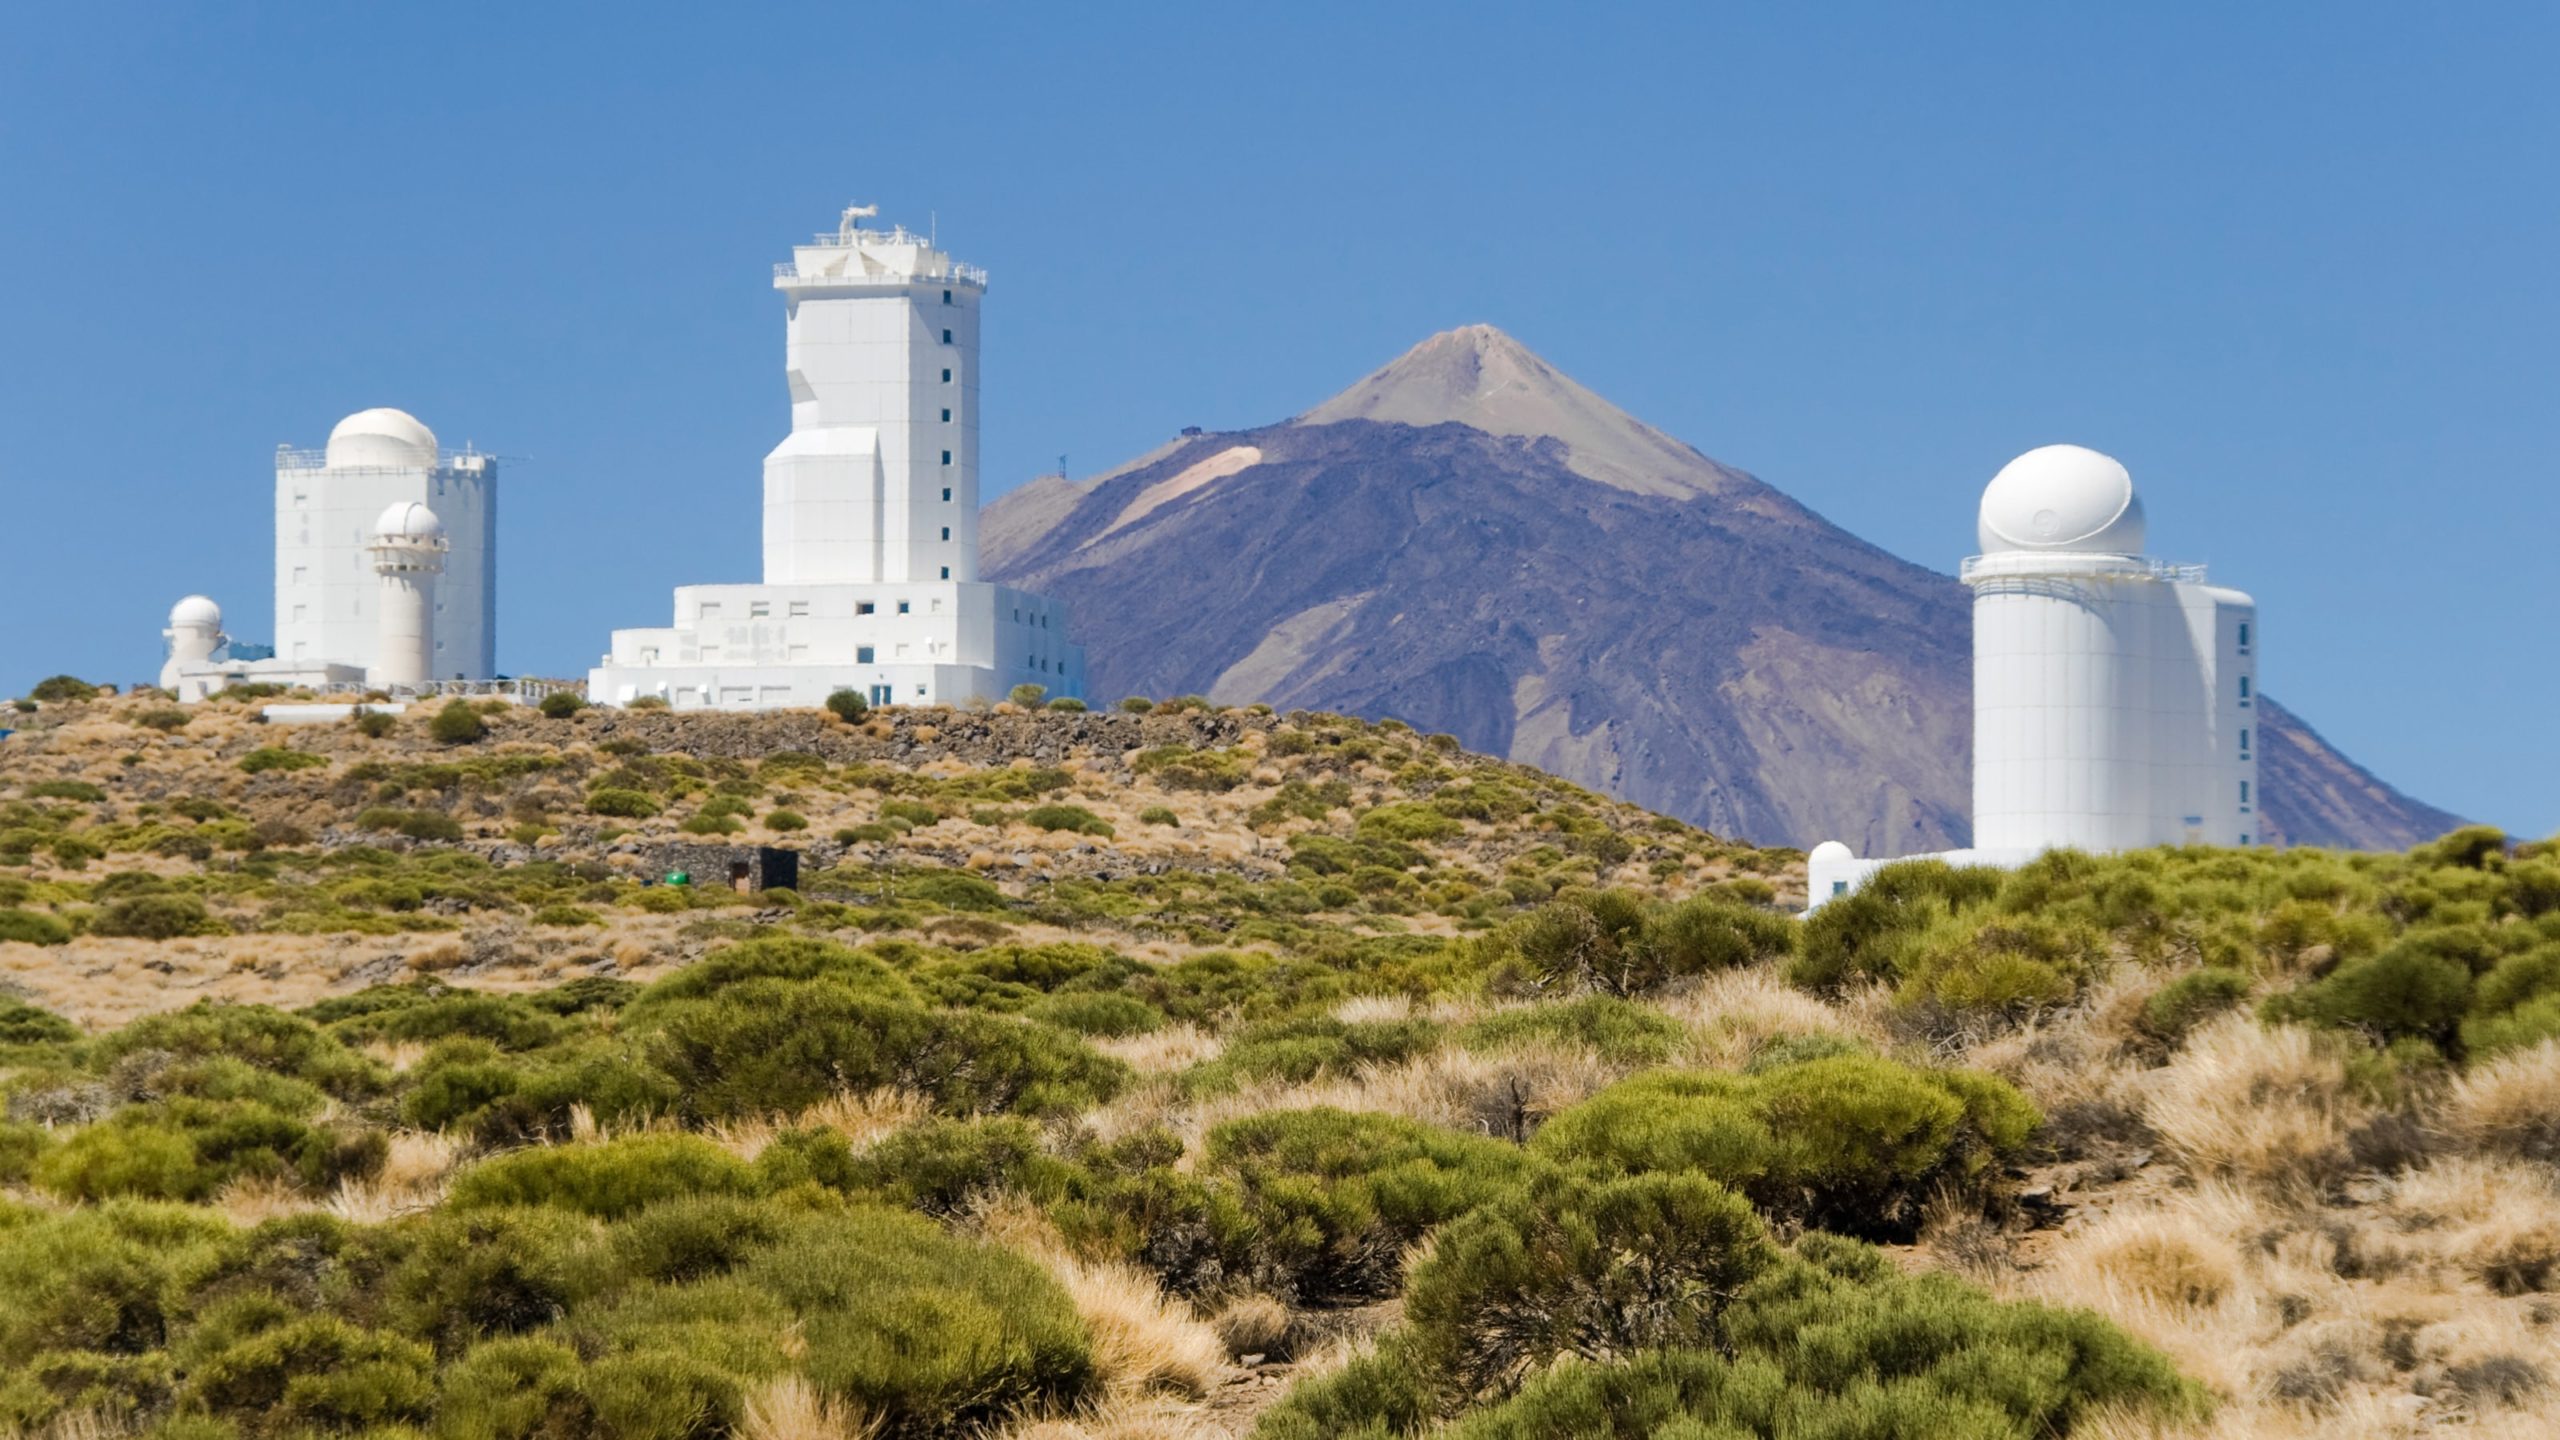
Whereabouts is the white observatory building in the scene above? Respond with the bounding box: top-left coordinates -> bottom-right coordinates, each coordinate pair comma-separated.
589,205 -> 1085,710
1809,444 -> 2258,906
162,407 -> 498,700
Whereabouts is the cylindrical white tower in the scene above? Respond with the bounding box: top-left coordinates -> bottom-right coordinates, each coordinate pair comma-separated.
1963,444 -> 2257,856
161,595 -> 225,696
367,501 -> 448,690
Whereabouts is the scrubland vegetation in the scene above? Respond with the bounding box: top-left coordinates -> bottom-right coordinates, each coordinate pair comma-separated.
0,688 -> 2555,1437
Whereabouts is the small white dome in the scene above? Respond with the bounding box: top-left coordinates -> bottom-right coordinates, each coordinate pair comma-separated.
1977,444 -> 2146,555
326,408 -> 438,470
169,595 -> 222,630
1808,840 -> 1856,865
372,500 -> 446,541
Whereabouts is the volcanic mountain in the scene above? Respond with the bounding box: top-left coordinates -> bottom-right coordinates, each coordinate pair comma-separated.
985,326 -> 2460,852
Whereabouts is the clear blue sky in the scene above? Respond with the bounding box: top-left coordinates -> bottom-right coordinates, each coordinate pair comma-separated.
3,4 -> 2552,835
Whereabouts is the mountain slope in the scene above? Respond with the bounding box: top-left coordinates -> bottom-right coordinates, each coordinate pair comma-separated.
989,327 -> 2461,852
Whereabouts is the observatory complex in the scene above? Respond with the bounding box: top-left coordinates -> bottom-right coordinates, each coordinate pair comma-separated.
587,205 -> 1084,710
161,408 -> 498,700
1808,444 -> 2258,906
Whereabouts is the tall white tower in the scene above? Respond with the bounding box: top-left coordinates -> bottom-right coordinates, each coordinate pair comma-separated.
763,205 -> 983,587
161,596 -> 225,696
366,502 -> 447,691
275,409 -> 496,680
1963,445 -> 2258,853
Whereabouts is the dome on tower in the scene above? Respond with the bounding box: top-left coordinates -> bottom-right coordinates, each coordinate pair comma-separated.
168,595 -> 222,630
1977,444 -> 2146,556
326,408 -> 438,470
1808,840 -> 1855,865
372,501 -> 446,542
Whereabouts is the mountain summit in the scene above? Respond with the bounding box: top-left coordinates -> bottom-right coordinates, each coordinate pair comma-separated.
986,329 -> 2461,852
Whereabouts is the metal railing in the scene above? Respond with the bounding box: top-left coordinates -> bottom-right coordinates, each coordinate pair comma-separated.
273,445 -> 496,474
774,261 -> 989,288
1959,555 -> 2208,584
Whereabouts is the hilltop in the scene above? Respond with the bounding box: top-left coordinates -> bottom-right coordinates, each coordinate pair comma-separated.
984,325 -> 2463,854
0,690 -> 2554,1439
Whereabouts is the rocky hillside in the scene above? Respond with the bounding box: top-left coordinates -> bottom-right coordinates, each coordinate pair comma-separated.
985,326 -> 2462,853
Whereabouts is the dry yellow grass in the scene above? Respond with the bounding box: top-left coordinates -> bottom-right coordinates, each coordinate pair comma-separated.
738,1374 -> 881,1440
972,1201 -> 1229,1401
2440,1039 -> 2560,1164
2142,1015 -> 2363,1196
327,1129 -> 463,1223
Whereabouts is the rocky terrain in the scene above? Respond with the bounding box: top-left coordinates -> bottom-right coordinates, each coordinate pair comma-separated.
985,325 -> 2463,854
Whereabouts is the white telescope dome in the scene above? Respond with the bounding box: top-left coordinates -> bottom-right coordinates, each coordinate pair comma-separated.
1807,840 -> 1855,865
373,500 -> 447,542
326,408 -> 438,470
1977,444 -> 2146,556
169,595 -> 223,630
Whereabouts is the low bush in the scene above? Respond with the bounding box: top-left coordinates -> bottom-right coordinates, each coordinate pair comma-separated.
448,1134 -> 759,1219
1027,990 -> 1165,1037
91,893 -> 219,940
430,700 -> 488,745
1023,803 -> 1113,837
1188,1014 -> 1444,1094
0,910 -> 73,946
586,787 -> 660,818
1459,995 -> 1685,1066
539,691 -> 586,719
764,809 -> 808,832
1532,1055 -> 2037,1237
1140,805 -> 1179,826
239,747 -> 328,775
1492,891 -> 1795,997
25,780 -> 105,802
2140,966 -> 2254,1045
1045,696 -> 1087,712
179,1313 -> 436,1436
824,689 -> 868,722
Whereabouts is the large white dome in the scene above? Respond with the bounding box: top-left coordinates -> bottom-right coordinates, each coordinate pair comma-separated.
326,408 -> 438,470
1977,444 -> 2145,556
372,500 -> 446,542
168,595 -> 222,630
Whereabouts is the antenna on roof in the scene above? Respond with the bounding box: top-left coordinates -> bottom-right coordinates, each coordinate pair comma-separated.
837,202 -> 878,243
932,210 -> 938,247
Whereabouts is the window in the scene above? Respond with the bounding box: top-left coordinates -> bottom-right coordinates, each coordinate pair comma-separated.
699,602 -> 721,619
2238,727 -> 2250,754
2238,675 -> 2252,703
942,289 -> 952,305
857,647 -> 875,663
291,604 -> 307,622
939,566 -> 951,579
856,602 -> 875,616
2239,780 -> 2251,806
2238,622 -> 2252,649
749,601 -> 769,618
2240,834 -> 2251,846
1831,881 -> 1848,897
896,601 -> 910,615
788,600 -> 809,617
940,526 -> 950,540
941,487 -> 952,501
941,368 -> 951,382
941,328 -> 953,344
1013,608 -> 1022,622
941,408 -> 951,422
941,450 -> 951,465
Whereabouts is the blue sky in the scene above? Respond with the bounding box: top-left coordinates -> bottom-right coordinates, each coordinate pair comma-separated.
2,3 -> 2552,835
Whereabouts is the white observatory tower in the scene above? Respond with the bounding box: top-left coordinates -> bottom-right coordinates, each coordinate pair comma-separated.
160,597 -> 226,700
275,408 -> 496,681
1964,445 -> 2257,853
763,203 -> 982,586
366,502 -> 447,691
1807,444 -> 2258,907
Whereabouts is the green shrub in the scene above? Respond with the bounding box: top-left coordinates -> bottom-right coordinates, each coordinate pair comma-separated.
648,980 -> 1128,1120
1190,1015 -> 1444,1094
1139,805 -> 1179,826
94,1001 -> 384,1098
1023,803 -> 1113,837
630,936 -> 918,1010
899,870 -> 1006,911
27,676 -> 97,703
539,691 -> 587,719
1459,995 -> 1684,1067
1026,991 -> 1165,1038
2141,966 -> 2253,1045
386,1206 -> 608,1356
136,706 -> 192,732
91,893 -> 218,940
1405,1172 -> 1776,1400
1357,803 -> 1461,843
0,998 -> 77,1043
1791,858 -> 2001,993
880,798 -> 941,827
825,689 -> 869,722
1010,684 -> 1048,708
587,787 -> 661,818
1045,696 -> 1088,712
2277,940 -> 2475,1049
1205,1108 -> 1531,1302
0,910 -> 73,946
178,1314 -> 434,1436
430,699 -> 489,744
739,1207 -> 1095,1434
531,903 -> 601,927
627,694 -> 671,711
1533,1056 -> 2037,1237
1118,696 -> 1155,713
832,1117 -> 1081,1217
681,811 -> 743,836
449,1134 -> 759,1219
25,780 -> 105,802
238,746 -> 327,775
1495,892 -> 1794,997
353,709 -> 399,738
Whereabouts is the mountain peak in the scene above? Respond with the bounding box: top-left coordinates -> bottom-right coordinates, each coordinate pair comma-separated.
1296,325 -> 1753,500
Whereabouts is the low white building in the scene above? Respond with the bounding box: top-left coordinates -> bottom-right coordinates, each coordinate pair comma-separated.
1808,445 -> 2258,908
589,205 -> 1085,710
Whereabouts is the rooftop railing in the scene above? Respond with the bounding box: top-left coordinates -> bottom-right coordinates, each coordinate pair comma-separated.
1959,554 -> 2208,584
774,261 -> 989,288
